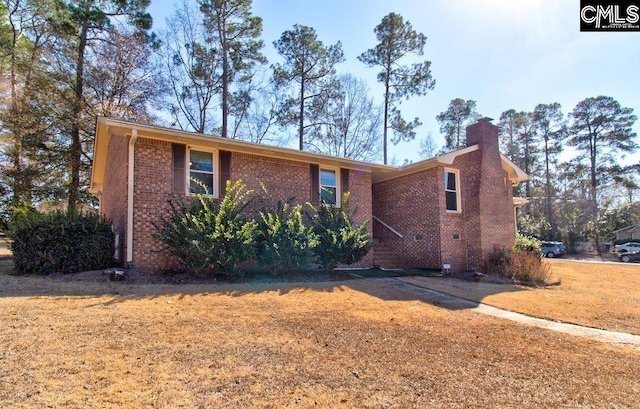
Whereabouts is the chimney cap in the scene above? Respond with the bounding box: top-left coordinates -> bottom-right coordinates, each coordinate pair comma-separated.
478,117 -> 494,123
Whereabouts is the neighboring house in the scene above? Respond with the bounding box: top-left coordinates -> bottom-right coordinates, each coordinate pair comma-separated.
613,224 -> 640,242
90,117 -> 527,272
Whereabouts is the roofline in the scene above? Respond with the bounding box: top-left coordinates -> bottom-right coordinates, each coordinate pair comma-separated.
500,153 -> 529,183
90,117 -> 530,193
371,145 -> 480,184
612,224 -> 639,234
98,116 -> 393,170
513,197 -> 530,206
90,117 -> 396,193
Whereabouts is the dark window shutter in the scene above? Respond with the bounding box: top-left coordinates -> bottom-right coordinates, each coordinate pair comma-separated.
219,150 -> 232,196
172,143 -> 186,194
310,164 -> 319,204
340,168 -> 349,195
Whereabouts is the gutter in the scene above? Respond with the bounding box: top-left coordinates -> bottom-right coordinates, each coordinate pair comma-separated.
126,129 -> 137,267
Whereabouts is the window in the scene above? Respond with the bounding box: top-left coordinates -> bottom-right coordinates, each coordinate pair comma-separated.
445,169 -> 460,213
320,168 -> 338,206
189,149 -> 215,196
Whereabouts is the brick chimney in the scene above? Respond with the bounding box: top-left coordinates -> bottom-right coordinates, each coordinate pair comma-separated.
465,117 -> 516,269
466,117 -> 497,148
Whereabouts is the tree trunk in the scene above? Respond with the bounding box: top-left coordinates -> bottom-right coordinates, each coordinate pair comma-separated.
219,12 -> 228,139
382,74 -> 389,165
544,136 -> 556,238
9,24 -> 23,209
589,135 -> 601,257
299,76 -> 304,150
68,22 -> 89,214
523,137 -> 531,199
221,52 -> 228,138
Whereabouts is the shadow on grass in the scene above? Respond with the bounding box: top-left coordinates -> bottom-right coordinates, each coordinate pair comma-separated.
0,260 -> 525,311
340,267 -> 443,278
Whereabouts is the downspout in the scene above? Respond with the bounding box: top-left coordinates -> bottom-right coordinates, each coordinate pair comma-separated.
126,129 -> 138,268
464,198 -> 470,272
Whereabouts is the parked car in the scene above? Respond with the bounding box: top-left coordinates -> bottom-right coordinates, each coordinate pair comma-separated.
614,242 -> 640,253
619,251 -> 640,263
540,241 -> 567,258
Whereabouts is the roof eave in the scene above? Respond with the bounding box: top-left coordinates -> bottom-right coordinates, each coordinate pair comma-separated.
371,145 -> 480,184
90,117 -> 397,194
500,153 -> 529,184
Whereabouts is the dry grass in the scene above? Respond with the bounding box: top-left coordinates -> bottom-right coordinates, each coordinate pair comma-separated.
1,264 -> 640,408
403,259 -> 640,335
0,236 -> 10,258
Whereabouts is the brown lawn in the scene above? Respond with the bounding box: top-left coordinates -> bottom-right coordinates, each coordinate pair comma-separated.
1,258 -> 640,408
402,259 -> 640,335
0,236 -> 10,257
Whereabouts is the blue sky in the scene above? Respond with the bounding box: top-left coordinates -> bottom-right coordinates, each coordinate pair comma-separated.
149,0 -> 640,164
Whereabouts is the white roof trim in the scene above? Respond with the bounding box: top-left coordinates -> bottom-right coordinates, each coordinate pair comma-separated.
91,117 -> 530,193
91,117 -> 394,194
500,153 -> 529,184
436,145 -> 480,165
513,197 -> 529,207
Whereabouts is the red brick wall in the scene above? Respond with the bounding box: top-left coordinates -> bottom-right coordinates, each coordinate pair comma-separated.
440,152 -> 481,272
231,152 -> 311,211
232,152 -> 373,268
345,170 -> 373,267
466,120 -> 517,267
132,137 -> 179,270
459,151 -> 483,270
99,134 -> 128,266
372,120 -> 517,272
111,143 -> 373,270
372,168 -> 443,269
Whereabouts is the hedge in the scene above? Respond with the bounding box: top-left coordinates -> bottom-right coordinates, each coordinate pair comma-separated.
8,210 -> 114,275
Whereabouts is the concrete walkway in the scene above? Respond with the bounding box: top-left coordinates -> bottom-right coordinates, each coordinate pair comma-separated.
379,277 -> 640,350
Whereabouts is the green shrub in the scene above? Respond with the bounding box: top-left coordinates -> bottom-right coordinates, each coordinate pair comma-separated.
7,210 -> 114,275
154,180 -> 257,278
514,234 -> 542,257
308,193 -> 372,274
255,199 -> 318,275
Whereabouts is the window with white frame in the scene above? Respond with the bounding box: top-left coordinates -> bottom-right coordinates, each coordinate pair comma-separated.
445,169 -> 460,213
188,148 -> 216,196
320,168 -> 339,206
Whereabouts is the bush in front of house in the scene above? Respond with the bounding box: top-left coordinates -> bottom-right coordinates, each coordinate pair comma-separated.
308,193 -> 372,274
255,199 -> 319,275
154,180 -> 257,278
7,210 -> 115,275
484,235 -> 552,286
514,234 -> 543,258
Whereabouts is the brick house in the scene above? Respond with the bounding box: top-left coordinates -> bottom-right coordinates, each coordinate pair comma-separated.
90,116 -> 527,272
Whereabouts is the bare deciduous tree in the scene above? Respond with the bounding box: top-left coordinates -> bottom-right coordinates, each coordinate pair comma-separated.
306,74 -> 382,161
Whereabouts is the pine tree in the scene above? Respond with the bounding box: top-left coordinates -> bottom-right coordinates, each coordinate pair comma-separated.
359,12 -> 435,164
569,96 -> 637,255
272,24 -> 344,151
